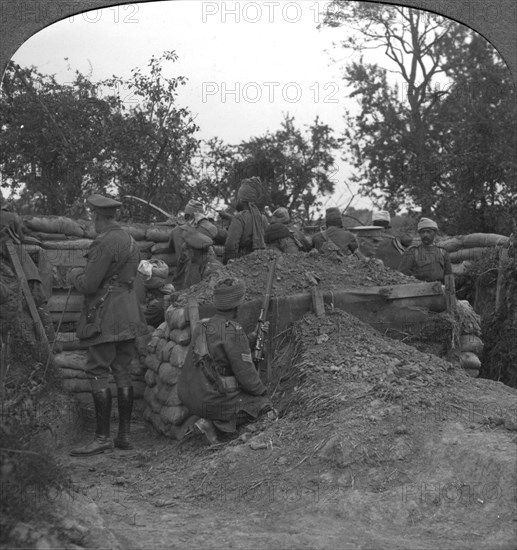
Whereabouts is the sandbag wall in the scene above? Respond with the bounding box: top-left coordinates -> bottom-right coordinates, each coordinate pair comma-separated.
439,233 -> 509,277
456,300 -> 484,378
142,307 -> 194,439
20,214 -> 182,416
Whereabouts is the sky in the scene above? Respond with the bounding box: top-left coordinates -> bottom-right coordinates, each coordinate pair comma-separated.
9,0 -> 439,213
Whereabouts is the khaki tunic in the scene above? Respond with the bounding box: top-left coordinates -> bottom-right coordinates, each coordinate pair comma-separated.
178,314 -> 271,432
224,210 -> 269,262
398,244 -> 452,282
69,222 -> 147,345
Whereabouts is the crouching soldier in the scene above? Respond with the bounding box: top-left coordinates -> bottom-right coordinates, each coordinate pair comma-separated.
178,277 -> 274,444
68,194 -> 148,456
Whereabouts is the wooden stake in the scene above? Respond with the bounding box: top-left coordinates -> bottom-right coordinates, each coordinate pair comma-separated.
5,241 -> 48,345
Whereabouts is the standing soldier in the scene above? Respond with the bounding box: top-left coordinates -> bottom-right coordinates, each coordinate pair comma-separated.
398,217 -> 452,282
224,177 -> 269,263
68,194 -> 148,456
178,277 -> 274,444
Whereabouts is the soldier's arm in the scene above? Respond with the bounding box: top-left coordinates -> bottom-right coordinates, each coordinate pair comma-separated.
223,217 -> 244,263
398,248 -> 415,275
69,239 -> 113,295
223,325 -> 266,396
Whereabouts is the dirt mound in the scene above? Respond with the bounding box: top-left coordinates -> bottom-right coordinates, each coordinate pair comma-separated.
57,307 -> 517,550
177,248 -> 419,306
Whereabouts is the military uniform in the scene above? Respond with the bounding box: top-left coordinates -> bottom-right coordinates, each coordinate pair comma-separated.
178,313 -> 271,433
69,194 -> 148,456
224,210 -> 269,262
169,217 -> 225,289
312,226 -> 359,255
398,243 -> 452,282
70,220 -> 147,388
264,222 -> 301,254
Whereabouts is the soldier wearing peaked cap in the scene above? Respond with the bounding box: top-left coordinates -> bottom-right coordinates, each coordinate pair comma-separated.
68,194 -> 148,456
398,217 -> 452,282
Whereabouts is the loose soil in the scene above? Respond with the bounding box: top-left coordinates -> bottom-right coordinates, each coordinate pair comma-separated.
11,308 -> 512,550
2,251 -> 516,549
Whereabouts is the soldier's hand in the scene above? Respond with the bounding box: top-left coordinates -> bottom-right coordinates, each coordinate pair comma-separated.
261,321 -> 270,334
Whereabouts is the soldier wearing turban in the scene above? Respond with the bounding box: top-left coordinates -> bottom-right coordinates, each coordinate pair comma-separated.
223,177 -> 269,263
311,207 -> 359,255
178,277 -> 274,444
398,218 -> 452,282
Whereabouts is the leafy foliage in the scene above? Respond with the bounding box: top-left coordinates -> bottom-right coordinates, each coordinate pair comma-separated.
195,114 -> 340,221
321,3 -> 516,234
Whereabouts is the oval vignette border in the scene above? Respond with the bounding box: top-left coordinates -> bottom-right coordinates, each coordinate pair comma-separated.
0,0 -> 516,86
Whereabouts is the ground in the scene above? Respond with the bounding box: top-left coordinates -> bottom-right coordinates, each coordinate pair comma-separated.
4,308 -> 516,550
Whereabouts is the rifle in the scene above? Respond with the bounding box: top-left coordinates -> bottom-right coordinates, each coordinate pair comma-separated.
252,257 -> 278,369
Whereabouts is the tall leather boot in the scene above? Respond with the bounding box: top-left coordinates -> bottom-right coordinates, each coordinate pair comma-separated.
70,388 -> 113,456
114,386 -> 134,450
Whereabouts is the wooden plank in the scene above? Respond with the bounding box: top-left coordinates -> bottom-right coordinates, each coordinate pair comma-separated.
311,287 -> 325,317
5,241 -> 48,344
344,282 -> 443,300
48,292 -> 84,312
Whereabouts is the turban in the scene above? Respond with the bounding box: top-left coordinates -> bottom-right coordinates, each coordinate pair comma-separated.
213,277 -> 246,311
185,199 -> 204,216
417,218 -> 438,232
372,210 -> 391,227
237,177 -> 264,203
271,207 -> 290,225
265,222 -> 290,243
325,207 -> 343,227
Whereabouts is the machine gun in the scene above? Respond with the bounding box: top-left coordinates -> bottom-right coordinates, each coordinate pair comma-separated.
252,257 -> 278,370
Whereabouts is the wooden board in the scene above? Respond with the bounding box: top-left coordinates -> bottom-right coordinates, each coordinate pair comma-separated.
5,241 -> 48,344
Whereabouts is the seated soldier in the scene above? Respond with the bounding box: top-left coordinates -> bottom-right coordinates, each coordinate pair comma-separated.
264,222 -> 300,253
269,207 -> 312,252
311,207 -> 359,255
177,277 -> 274,444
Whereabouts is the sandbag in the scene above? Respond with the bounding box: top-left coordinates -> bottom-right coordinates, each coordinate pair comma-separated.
153,322 -> 167,340
170,328 -> 191,346
169,344 -> 188,368
449,247 -> 491,263
146,226 -> 173,242
146,335 -> 160,354
460,351 -> 482,370
160,341 -> 176,363
158,362 -> 181,386
77,219 -> 97,239
462,233 -> 509,249
29,232 -> 68,241
160,405 -> 190,426
144,354 -> 160,373
166,307 -> 188,330
157,384 -> 182,407
438,237 -> 464,253
460,334 -> 484,355
151,242 -> 170,255
119,223 -> 148,241
58,367 -> 89,379
54,351 -> 88,371
42,239 -> 93,250
155,338 -> 168,362
136,241 -> 155,252
145,369 -> 157,387
25,216 -> 84,237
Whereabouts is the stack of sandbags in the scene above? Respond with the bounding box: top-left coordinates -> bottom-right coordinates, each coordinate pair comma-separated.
53,350 -> 147,416
456,300 -> 483,377
142,306 -> 196,439
439,233 -> 509,276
